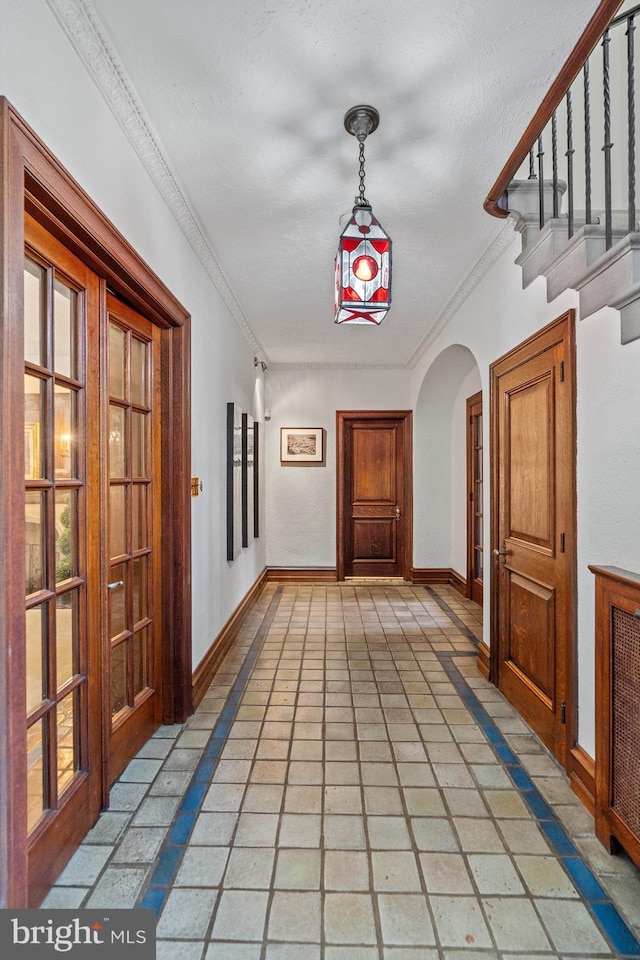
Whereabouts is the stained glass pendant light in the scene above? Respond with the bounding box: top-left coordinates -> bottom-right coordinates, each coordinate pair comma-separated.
335,105 -> 392,325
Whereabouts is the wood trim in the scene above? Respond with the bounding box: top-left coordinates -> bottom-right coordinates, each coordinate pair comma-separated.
489,310 -> 577,771
266,568 -> 338,583
336,410 -> 413,582
0,98 -> 192,906
484,0 -> 624,218
449,569 -> 467,597
569,745 -> 596,816
477,641 -> 491,681
410,567 -> 452,585
410,567 -> 467,594
192,570 -> 268,708
0,96 -> 29,908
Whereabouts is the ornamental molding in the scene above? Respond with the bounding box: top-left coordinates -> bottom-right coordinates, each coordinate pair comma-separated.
407,219 -> 516,368
46,0 -> 267,363
269,362 -> 406,371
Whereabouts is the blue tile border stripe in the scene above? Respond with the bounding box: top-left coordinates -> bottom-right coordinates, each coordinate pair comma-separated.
429,588 -> 640,958
425,585 -> 481,645
137,585 -> 283,915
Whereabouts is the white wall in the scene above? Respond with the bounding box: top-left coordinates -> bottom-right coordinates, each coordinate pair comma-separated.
0,1 -> 266,670
264,368 -> 411,567
413,346 -> 480,569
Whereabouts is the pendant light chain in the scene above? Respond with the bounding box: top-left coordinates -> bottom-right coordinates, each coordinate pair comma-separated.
356,138 -> 369,206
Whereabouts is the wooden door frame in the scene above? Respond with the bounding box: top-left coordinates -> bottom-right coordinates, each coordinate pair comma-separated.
336,410 -> 413,581
0,98 -> 192,907
489,310 -> 577,769
466,391 -> 483,606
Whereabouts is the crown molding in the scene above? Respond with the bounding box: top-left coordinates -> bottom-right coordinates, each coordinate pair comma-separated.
407,219 -> 516,368
268,362 -> 406,371
46,0 -> 267,363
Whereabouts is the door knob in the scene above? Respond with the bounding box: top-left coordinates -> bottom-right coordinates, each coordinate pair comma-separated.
395,505 -> 401,521
492,545 -> 508,562
107,580 -> 124,590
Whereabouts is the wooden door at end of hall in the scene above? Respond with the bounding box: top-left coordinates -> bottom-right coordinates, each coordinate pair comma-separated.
337,411 -> 412,580
491,311 -> 576,768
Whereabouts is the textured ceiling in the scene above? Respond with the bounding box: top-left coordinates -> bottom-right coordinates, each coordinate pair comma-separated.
58,0 -> 601,366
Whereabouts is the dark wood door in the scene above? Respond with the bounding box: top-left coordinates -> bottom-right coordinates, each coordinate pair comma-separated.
106,295 -> 163,785
337,411 -> 412,579
467,391 -> 484,606
24,216 -> 103,905
491,312 -> 576,767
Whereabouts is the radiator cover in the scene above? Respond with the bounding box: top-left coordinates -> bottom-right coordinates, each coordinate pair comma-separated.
591,565 -> 640,868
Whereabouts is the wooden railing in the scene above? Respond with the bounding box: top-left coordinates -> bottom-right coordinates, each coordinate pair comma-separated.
485,0 -> 625,223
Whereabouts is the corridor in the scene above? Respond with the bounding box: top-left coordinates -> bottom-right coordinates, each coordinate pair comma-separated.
43,582 -> 640,958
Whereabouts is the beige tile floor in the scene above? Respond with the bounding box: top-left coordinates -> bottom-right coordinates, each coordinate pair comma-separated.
44,582 -> 640,959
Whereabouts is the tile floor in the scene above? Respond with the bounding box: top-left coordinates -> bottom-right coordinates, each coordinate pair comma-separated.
43,582 -> 640,959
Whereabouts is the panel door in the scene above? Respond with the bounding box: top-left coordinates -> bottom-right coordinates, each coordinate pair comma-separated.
492,314 -> 575,765
467,391 -> 484,606
339,414 -> 411,578
106,295 -> 163,785
24,216 -> 102,905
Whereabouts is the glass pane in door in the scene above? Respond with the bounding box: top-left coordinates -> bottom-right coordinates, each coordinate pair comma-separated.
24,375 -> 44,480
25,491 -> 45,595
24,258 -> 45,367
131,337 -> 147,406
53,280 -> 77,379
27,718 -> 45,833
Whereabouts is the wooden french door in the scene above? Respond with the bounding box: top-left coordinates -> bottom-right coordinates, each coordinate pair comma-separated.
337,411 -> 412,579
24,216 -> 103,904
23,219 -> 163,901
105,295 -> 162,784
490,312 -> 576,767
466,391 -> 484,606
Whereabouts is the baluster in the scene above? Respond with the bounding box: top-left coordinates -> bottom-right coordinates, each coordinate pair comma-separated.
628,14 -> 636,233
552,112 -> 559,218
584,60 -> 592,224
566,91 -> 575,238
528,148 -> 536,180
602,28 -> 613,250
537,134 -> 545,228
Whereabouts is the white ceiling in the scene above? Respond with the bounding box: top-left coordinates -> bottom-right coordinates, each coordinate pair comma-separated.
56,0 -> 601,367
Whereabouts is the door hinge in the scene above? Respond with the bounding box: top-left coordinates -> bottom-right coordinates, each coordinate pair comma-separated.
560,360 -> 565,382
469,491 -> 473,502
560,532 -> 565,553
561,700 -> 566,724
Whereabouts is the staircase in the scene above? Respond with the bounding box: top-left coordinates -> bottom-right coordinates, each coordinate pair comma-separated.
487,0 -> 640,344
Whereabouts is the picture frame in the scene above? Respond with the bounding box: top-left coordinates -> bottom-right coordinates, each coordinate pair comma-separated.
280,427 -> 325,465
226,402 -> 243,561
253,420 -> 260,538
242,411 -> 254,547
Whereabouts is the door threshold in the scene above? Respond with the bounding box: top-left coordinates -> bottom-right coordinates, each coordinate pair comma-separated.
344,577 -> 408,583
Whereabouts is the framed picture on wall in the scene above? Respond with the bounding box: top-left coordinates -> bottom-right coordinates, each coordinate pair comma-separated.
280,427 -> 325,464
226,402 -> 243,561
253,420 -> 260,538
242,411 -> 254,547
